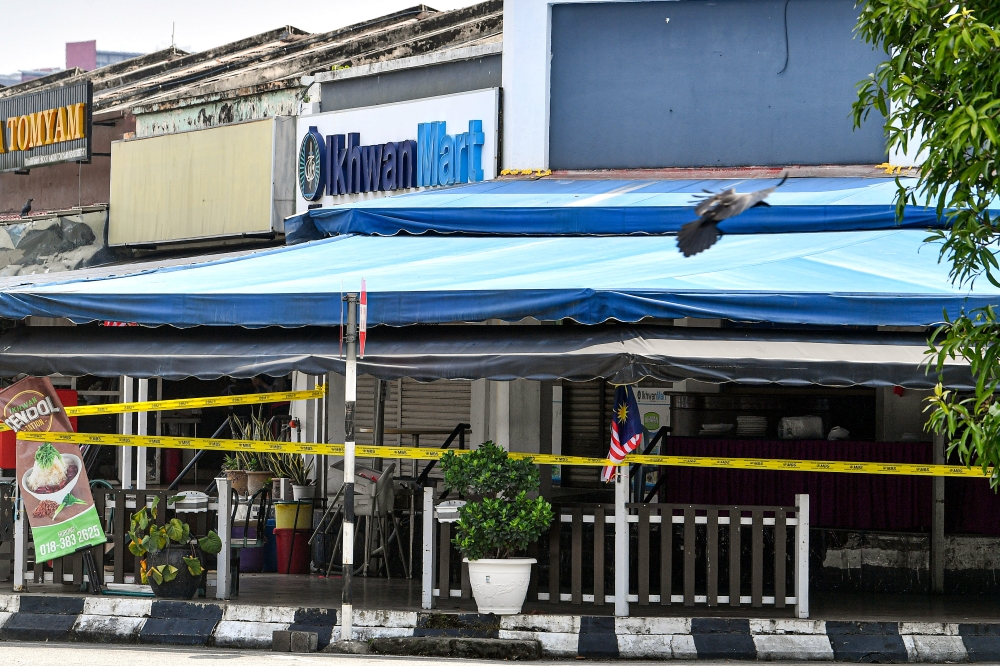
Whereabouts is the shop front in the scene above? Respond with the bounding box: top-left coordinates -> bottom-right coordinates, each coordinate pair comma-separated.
0,173 -> 994,618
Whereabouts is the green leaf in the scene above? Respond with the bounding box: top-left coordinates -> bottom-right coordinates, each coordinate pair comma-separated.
147,528 -> 167,553
52,492 -> 86,519
160,565 -> 179,583
182,556 -> 204,577
165,518 -> 186,543
198,530 -> 223,555
148,566 -> 163,585
34,443 -> 60,468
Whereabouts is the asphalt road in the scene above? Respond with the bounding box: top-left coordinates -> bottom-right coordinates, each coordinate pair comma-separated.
0,643 -> 984,666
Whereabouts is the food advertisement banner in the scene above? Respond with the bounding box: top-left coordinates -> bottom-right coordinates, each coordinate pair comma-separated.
0,377 -> 106,559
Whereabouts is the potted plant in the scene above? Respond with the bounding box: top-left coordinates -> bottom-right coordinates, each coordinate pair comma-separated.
221,454 -> 248,496
267,452 -> 315,501
440,441 -> 553,615
231,414 -> 276,496
127,497 -> 223,599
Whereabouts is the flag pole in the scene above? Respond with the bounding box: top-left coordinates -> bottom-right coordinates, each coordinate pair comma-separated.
341,293 -> 357,640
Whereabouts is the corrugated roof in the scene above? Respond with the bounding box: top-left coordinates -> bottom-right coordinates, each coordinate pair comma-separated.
0,1 -> 502,117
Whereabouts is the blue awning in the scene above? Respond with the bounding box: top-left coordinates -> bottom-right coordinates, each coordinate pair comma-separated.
285,177 -> 953,243
0,228 -> 995,328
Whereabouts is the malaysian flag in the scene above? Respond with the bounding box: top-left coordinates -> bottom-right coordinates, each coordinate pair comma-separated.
602,385 -> 644,482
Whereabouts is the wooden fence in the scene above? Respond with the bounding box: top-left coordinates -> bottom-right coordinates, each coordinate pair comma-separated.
429,493 -> 810,617
2,487 -> 220,588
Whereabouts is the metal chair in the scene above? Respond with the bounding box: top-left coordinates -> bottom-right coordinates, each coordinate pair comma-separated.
359,463 -> 409,578
229,486 -> 271,595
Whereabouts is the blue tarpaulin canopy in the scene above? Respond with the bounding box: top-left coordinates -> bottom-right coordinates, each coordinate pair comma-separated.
285,177 -> 957,243
0,226 -> 995,328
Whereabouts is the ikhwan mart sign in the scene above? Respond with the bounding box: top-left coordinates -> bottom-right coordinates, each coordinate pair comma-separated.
294,88 -> 498,211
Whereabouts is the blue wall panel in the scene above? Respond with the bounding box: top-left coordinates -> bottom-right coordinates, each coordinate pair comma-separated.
549,0 -> 887,169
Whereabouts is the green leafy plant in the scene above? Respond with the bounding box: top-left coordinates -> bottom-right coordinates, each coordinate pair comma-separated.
127,497 -> 223,583
221,454 -> 242,471
853,2 -> 1000,485
230,411 -> 313,485
267,451 -> 313,486
440,441 -> 553,561
35,442 -> 60,468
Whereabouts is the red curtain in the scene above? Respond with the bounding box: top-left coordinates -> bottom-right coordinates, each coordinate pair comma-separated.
658,437 -> 934,531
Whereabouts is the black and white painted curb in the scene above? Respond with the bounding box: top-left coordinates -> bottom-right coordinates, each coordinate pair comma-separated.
501,616 -> 1000,661
2,594 -> 1000,660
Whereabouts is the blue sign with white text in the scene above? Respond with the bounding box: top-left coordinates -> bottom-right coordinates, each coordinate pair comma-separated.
298,119 -> 485,201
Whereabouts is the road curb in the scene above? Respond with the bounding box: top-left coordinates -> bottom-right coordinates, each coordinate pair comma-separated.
0,594 -> 998,660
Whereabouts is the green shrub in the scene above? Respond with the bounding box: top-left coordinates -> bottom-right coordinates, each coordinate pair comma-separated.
440,441 -> 553,560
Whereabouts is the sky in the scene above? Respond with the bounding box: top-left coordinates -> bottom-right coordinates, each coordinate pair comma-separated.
1,0 -> 473,74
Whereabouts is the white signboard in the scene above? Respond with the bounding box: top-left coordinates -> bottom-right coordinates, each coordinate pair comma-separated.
294,88 -> 499,212
634,387 -> 671,441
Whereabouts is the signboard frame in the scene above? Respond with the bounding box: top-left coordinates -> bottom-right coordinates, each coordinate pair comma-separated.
0,81 -> 93,172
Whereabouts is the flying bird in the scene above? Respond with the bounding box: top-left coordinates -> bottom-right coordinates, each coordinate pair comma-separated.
20,199 -> 32,217
676,174 -> 788,257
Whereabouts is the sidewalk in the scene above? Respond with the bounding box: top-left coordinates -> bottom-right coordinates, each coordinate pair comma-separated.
16,574 -> 1000,622
4,577 -> 1000,661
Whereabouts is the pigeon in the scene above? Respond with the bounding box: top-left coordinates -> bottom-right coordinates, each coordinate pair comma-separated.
19,199 -> 32,217
676,174 -> 789,257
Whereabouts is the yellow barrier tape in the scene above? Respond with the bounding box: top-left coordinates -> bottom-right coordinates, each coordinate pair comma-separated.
14,430 -> 989,478
0,387 -> 327,432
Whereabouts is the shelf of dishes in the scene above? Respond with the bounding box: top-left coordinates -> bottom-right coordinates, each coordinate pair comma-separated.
698,415 -> 849,440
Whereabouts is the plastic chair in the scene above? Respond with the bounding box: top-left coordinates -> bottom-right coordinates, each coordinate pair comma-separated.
229,486 -> 271,595
359,463 -> 409,578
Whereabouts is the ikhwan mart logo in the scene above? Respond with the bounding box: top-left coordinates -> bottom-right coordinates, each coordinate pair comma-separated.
298,119 -> 486,201
416,120 -> 484,187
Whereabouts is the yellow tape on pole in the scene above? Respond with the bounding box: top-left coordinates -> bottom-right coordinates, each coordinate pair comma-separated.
14,430 -> 989,478
0,387 -> 327,432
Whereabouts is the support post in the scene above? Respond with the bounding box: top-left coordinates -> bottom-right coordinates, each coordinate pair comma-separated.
342,294 -> 358,641
794,493 -> 810,618
121,376 -> 133,489
13,489 -> 27,592
216,476 -> 232,600
136,378 -> 148,490
614,464 -> 629,617
422,485 -> 434,610
932,433 -> 945,594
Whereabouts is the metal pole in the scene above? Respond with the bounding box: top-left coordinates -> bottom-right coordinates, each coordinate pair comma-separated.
136,378 -> 148,490
421,485 -> 434,609
121,376 -> 133,489
341,294 -> 358,641
614,464 -> 629,617
931,432 -> 945,594
13,487 -> 27,592
794,493 -> 810,619
216,476 -> 232,600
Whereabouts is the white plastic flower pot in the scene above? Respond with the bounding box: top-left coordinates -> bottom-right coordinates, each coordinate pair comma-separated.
463,558 -> 536,615
292,484 -> 316,501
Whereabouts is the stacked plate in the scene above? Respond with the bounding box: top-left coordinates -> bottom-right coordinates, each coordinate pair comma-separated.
699,423 -> 734,436
737,416 -> 768,437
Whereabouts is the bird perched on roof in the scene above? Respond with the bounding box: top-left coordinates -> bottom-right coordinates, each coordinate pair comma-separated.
20,199 -> 32,217
676,174 -> 788,257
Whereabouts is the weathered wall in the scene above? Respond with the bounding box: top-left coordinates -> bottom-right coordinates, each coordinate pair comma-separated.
813,530 -> 1000,595
135,89 -> 300,138
321,53 -> 502,112
0,206 -> 122,276
110,118 -> 292,245
0,120 -> 129,215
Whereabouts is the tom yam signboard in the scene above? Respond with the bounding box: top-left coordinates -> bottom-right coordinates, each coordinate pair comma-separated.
0,81 -> 93,172
295,88 -> 498,211
0,377 -> 105,559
